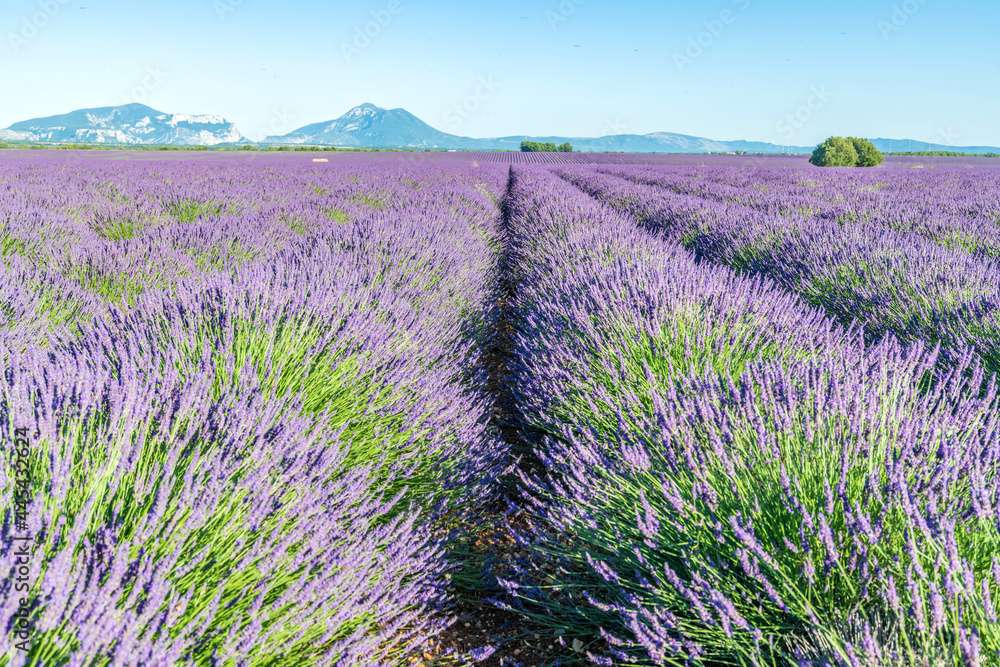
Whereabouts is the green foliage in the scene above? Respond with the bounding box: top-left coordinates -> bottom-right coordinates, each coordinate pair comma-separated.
11,342 -> 414,665
558,142 -> 573,153
810,137 -> 860,167
520,141 -> 560,153
0,231 -> 31,258
538,307 -> 823,455
91,215 -> 145,242
321,207 -> 350,224
810,137 -> 884,167
349,192 -> 391,210
520,308 -> 1000,664
888,151 -> 1000,157
848,137 -> 885,167
164,199 -> 227,223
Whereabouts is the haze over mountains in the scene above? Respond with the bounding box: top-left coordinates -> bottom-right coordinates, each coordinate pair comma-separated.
3,103 -> 999,155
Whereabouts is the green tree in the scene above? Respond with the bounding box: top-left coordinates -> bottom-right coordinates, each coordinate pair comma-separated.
810,136 -> 859,167
521,141 -> 565,153
847,137 -> 884,167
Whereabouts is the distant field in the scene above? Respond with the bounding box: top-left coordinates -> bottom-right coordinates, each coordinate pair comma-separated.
2,152 -> 999,666
4,147 -> 1000,169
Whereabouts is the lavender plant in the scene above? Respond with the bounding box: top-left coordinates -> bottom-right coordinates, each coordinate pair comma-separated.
557,165 -> 1000,376
493,165 -> 1000,667
0,154 -> 511,665
5,150 -> 1000,666
1,324 -> 456,665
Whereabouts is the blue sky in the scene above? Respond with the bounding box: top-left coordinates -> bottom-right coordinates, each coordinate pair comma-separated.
1,0 -> 997,146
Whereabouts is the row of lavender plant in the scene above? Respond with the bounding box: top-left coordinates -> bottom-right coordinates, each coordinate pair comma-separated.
0,156 -> 506,344
598,164 -> 1000,259
491,165 -> 1000,666
555,165 -> 1000,376
0,156 -> 509,665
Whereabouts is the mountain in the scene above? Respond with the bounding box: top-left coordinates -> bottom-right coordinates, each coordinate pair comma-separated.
0,129 -> 31,142
263,104 -> 816,153
261,103 -> 490,149
869,138 -> 1000,155
4,104 -> 249,145
7,103 -> 1000,154
479,133 -> 813,154
266,105 -> 1000,154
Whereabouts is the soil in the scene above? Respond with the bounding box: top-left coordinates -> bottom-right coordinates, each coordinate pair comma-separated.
403,510 -> 607,667
405,170 -> 608,667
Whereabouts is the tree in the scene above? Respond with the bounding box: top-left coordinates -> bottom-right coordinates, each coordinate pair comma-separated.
810,136 -> 860,167
520,141 -> 564,153
558,142 -> 573,153
847,137 -> 884,167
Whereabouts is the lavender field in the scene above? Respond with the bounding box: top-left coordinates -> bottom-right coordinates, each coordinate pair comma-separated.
2,151 -> 1000,667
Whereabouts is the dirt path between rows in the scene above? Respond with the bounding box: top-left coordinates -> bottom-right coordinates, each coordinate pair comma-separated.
405,167 -> 605,667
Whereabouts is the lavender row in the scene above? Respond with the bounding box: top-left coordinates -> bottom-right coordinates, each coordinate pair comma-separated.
492,165 -> 1000,666
557,165 -> 1000,376
599,164 -> 1000,259
464,152 -> 1000,169
0,157 -> 509,665
0,157 -> 507,338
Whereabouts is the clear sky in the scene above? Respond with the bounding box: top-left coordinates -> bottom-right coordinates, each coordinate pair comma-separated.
1,0 -> 997,146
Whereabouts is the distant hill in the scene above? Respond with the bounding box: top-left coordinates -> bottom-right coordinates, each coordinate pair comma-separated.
262,103 -> 816,153
4,104 -> 249,146
5,103 -> 1000,154
869,138 -> 1000,155
260,102 -> 490,149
